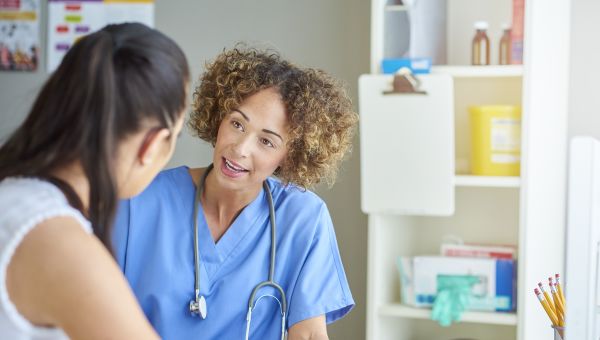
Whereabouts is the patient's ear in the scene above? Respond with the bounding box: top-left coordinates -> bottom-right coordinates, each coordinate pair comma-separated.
138,128 -> 171,166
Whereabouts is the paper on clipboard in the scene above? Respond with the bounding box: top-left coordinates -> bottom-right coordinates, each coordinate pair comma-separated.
359,73 -> 455,215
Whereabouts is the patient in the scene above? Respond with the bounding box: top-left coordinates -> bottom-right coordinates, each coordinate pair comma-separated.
0,23 -> 189,339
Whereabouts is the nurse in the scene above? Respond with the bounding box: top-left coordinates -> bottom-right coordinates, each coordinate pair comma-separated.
113,47 -> 358,339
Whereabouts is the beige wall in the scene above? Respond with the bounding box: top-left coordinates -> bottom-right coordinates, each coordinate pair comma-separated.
0,1 -> 370,339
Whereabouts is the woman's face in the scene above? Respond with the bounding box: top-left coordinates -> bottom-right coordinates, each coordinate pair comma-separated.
212,87 -> 289,194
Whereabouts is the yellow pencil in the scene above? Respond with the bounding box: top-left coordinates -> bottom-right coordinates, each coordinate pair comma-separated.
549,278 -> 565,312
555,273 -> 566,307
550,280 -> 565,325
538,282 -> 556,314
535,288 -> 559,326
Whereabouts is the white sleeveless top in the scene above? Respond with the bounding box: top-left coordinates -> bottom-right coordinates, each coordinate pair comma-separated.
0,177 -> 92,339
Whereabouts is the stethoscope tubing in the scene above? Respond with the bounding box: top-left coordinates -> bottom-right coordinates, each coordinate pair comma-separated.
192,166 -> 204,310
191,164 -> 287,338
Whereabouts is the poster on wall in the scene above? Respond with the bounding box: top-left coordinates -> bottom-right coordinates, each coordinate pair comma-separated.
47,0 -> 154,72
0,0 -> 41,71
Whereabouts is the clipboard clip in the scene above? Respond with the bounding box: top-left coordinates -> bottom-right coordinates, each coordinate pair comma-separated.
383,67 -> 427,95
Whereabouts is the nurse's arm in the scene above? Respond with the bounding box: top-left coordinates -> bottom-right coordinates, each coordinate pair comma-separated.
6,216 -> 159,340
288,314 -> 328,340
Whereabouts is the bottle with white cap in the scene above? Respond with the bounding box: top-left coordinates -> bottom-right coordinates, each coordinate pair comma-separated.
472,21 -> 490,65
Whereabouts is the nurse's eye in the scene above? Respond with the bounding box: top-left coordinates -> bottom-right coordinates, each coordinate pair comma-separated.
260,138 -> 274,148
231,120 -> 244,131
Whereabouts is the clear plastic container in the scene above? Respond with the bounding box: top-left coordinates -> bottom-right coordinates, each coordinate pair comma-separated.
472,21 -> 490,65
552,325 -> 565,340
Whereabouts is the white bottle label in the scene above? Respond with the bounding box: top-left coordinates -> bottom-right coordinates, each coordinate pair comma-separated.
491,154 -> 521,164
490,118 -> 520,151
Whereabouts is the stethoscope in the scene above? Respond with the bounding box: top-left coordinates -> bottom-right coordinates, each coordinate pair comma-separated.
188,164 -> 288,340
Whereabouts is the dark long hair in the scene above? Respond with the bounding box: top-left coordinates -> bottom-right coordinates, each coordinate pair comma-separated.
0,23 -> 189,249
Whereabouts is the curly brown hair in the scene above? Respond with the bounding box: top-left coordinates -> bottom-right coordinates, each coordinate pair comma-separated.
189,47 -> 358,188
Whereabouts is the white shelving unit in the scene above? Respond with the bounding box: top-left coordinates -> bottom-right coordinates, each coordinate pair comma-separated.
362,1 -> 570,340
379,304 -> 518,326
384,5 -> 407,11
432,65 -> 523,78
454,175 -> 520,188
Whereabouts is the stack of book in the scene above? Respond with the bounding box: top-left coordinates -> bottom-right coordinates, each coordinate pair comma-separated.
440,243 -> 516,260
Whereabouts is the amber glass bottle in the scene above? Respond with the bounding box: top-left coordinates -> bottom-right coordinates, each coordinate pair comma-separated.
472,21 -> 490,65
499,24 -> 512,65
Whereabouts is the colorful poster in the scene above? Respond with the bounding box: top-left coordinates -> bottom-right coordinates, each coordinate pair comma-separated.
0,0 -> 41,71
47,0 -> 154,72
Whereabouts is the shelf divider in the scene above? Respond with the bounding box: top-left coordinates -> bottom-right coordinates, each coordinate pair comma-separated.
384,5 -> 407,11
454,175 -> 521,188
431,65 -> 523,78
379,304 -> 518,326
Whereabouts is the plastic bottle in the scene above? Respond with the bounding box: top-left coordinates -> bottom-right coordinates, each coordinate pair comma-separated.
471,21 -> 490,66
499,23 -> 511,65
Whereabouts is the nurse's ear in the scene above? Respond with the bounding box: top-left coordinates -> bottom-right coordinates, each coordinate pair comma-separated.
138,127 -> 172,166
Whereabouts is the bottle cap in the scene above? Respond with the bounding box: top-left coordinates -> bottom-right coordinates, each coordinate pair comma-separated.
474,21 -> 489,30
501,22 -> 511,30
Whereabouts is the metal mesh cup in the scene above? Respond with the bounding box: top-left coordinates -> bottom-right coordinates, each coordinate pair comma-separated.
552,325 -> 565,340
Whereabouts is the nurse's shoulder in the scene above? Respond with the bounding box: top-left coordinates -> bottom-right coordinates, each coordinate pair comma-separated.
267,177 -> 328,219
134,166 -> 193,200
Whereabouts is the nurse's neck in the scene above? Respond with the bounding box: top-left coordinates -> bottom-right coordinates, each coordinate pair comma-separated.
198,168 -> 262,243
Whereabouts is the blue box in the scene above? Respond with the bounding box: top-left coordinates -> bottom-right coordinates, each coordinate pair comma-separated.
381,58 -> 432,74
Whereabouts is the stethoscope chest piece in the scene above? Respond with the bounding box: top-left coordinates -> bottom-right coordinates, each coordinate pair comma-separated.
190,295 -> 207,319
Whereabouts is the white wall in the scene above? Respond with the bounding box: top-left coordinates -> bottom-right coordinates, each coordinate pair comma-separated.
568,1 -> 600,139
0,1 -> 370,339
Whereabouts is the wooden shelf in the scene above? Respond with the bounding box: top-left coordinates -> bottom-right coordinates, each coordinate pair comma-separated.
379,304 -> 518,326
454,175 -> 521,188
431,65 -> 523,78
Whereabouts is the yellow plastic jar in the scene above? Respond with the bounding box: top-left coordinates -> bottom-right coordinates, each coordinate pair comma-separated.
469,105 -> 521,176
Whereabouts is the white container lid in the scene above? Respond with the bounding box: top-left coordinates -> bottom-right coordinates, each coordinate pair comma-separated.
474,21 -> 489,30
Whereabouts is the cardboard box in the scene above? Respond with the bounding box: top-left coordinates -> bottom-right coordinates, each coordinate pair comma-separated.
398,256 -> 516,312
511,0 -> 525,64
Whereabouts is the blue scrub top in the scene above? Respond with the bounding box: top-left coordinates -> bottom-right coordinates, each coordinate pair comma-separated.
113,166 -> 354,339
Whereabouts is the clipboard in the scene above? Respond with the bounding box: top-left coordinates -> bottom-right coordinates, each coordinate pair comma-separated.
359,73 -> 455,215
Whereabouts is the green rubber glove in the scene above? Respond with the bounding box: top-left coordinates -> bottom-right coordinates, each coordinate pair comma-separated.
431,275 -> 480,326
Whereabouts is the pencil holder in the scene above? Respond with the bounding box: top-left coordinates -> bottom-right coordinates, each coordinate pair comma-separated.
552,325 -> 565,340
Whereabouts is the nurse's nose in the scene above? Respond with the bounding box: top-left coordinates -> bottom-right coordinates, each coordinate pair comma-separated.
232,135 -> 253,158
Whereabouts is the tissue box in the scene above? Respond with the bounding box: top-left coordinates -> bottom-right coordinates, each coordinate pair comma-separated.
398,256 -> 516,312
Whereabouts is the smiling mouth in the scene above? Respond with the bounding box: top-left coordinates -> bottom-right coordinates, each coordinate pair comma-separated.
223,158 -> 248,173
